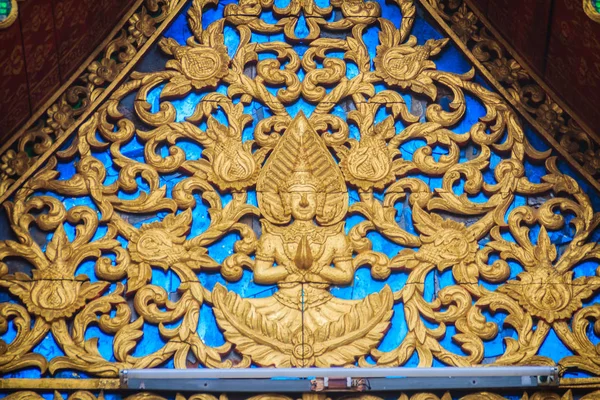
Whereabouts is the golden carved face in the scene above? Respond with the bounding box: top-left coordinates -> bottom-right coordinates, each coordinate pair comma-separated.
257,113 -> 348,226
287,184 -> 318,221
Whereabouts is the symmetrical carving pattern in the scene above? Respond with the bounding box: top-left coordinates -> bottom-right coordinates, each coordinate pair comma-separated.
426,0 -> 600,180
214,113 -> 393,367
1,0 -> 600,391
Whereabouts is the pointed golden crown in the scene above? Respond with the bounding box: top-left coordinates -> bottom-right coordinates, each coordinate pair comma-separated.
282,148 -> 322,192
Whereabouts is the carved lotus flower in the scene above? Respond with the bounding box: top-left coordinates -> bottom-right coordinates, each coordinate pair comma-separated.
374,34 -> 448,99
0,150 -> 32,176
6,270 -> 108,322
499,267 -> 592,323
342,139 -> 393,189
209,141 -> 259,191
0,225 -> 109,322
339,115 -> 397,190
202,108 -> 260,191
87,58 -> 120,85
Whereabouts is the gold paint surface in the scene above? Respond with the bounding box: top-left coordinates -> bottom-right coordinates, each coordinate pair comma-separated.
0,0 -> 17,30
1,391 -> 600,399
426,0 -> 600,184
0,0 -> 182,200
0,378 -> 120,390
584,0 -> 600,23
0,1 -> 599,396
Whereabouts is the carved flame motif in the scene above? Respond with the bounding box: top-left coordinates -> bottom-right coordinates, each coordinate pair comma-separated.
374,20 -> 448,99
159,21 -> 230,94
1,0 -> 600,381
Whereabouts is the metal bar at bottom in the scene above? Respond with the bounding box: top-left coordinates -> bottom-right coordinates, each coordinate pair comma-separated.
123,376 -> 548,393
120,367 -> 559,392
122,367 -> 558,380
366,376 -> 539,391
126,378 -> 313,392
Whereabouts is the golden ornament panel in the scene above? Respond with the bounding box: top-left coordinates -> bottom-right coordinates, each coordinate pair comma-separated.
2,391 -> 600,400
426,0 -> 600,183
0,0 -> 600,390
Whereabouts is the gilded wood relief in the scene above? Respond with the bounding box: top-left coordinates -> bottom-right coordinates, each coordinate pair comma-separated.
0,0 -> 17,29
584,0 -> 600,23
1,0 -> 600,386
3,391 -> 600,400
0,0 -> 183,198
427,0 -> 600,182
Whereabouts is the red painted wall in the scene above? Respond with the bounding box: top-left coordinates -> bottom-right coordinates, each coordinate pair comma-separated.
0,0 -> 137,137
471,0 -> 600,132
1,0 -> 598,136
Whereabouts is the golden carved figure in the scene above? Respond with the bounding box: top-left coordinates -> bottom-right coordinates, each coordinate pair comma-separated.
213,113 -> 393,367
2,0 -> 600,393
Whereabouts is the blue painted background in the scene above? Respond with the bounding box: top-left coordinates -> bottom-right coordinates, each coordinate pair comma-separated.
0,0 -> 599,390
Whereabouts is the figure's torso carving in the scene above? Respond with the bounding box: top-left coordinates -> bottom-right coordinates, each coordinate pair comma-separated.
212,113 -> 393,367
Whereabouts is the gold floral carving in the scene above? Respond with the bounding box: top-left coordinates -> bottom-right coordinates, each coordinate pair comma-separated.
2,392 -> 600,400
1,0 -> 600,390
0,0 -> 183,199
425,0 -> 600,182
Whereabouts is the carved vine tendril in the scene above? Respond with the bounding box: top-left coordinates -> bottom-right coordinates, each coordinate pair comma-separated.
0,0 -> 599,380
